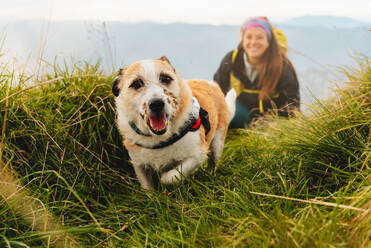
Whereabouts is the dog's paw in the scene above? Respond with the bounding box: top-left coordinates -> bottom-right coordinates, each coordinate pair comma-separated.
160,170 -> 183,185
141,184 -> 154,191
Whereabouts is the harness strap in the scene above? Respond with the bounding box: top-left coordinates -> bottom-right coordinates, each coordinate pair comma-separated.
129,121 -> 152,137
199,108 -> 210,135
131,107 -> 210,150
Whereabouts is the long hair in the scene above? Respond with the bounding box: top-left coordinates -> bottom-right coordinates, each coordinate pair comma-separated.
240,18 -> 295,101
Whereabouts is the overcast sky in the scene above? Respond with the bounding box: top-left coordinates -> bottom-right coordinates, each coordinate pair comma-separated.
2,0 -> 371,25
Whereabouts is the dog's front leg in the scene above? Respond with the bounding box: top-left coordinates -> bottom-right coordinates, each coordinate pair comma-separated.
160,157 -> 202,185
133,165 -> 154,190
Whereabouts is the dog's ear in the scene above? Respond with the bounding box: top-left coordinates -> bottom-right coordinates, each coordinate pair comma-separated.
158,56 -> 176,73
159,56 -> 171,64
112,77 -> 121,97
118,67 -> 126,76
112,68 -> 126,97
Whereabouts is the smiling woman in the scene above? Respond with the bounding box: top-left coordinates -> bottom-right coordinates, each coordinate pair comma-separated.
214,16 -> 300,128
242,26 -> 270,64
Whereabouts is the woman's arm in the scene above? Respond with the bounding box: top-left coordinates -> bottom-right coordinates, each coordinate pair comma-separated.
275,63 -> 300,116
213,51 -> 233,95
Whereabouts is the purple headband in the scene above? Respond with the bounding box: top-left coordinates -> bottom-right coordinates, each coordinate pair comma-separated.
241,18 -> 273,39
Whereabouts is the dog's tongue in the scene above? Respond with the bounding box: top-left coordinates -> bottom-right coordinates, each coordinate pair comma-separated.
149,114 -> 167,131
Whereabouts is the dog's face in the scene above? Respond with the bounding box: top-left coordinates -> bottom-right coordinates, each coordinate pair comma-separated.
113,57 -> 183,135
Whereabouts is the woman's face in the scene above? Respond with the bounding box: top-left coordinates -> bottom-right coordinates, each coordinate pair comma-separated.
242,27 -> 270,61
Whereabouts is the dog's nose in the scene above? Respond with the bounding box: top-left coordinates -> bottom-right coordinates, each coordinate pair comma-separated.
149,99 -> 165,113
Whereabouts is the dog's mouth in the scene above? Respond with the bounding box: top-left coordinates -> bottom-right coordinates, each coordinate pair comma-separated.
147,113 -> 167,135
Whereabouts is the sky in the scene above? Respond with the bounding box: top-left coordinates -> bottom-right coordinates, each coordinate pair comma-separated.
2,0 -> 371,25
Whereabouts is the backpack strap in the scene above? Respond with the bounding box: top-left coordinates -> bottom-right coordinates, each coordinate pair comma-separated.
231,49 -> 239,64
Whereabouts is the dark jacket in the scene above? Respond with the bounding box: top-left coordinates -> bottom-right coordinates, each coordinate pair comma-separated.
214,47 -> 300,128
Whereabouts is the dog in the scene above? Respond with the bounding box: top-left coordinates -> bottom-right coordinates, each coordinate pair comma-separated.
112,56 -> 236,190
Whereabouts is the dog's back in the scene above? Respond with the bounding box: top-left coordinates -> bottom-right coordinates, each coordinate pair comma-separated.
186,79 -> 232,149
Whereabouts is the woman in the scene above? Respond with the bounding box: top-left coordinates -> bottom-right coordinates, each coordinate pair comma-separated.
214,17 -> 300,128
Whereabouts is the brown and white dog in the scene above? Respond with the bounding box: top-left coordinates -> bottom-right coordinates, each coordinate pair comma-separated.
112,57 -> 236,190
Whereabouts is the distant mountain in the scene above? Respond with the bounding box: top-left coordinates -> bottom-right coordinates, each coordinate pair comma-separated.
281,15 -> 370,28
0,17 -> 370,105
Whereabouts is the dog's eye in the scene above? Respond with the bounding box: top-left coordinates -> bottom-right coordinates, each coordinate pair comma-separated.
159,73 -> 172,85
129,79 -> 144,90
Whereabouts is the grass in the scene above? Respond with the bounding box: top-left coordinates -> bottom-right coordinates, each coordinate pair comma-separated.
0,56 -> 370,247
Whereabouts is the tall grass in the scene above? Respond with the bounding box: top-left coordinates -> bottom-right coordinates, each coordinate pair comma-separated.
0,56 -> 370,247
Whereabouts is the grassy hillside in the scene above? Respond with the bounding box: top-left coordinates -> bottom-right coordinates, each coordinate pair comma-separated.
0,57 -> 370,247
